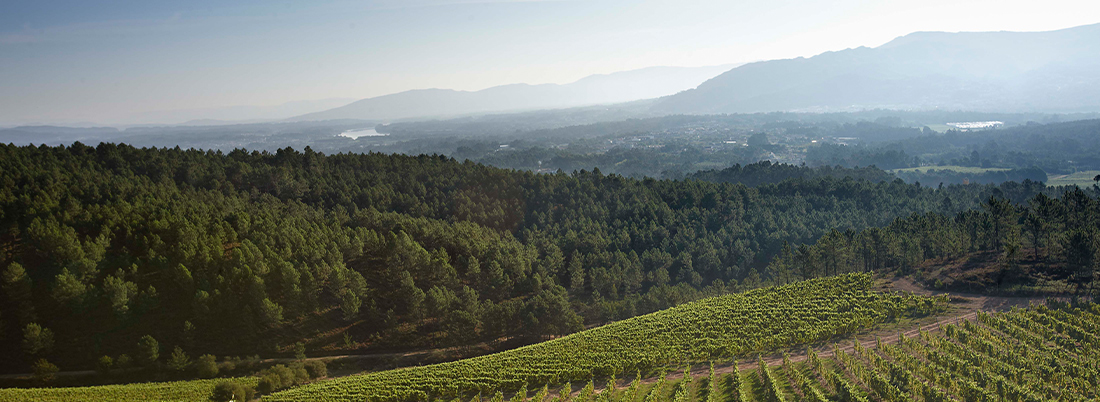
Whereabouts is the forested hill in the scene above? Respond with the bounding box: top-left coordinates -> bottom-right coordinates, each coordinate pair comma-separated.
0,143 -> 1049,373
774,187 -> 1100,294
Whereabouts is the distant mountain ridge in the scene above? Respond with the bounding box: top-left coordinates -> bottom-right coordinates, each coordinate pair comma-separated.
0,125 -> 121,145
293,64 -> 736,121
123,98 -> 357,126
653,23 -> 1100,114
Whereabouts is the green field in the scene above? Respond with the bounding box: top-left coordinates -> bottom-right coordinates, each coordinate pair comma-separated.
889,165 -> 1009,174
1047,170 -> 1100,187
263,274 -> 944,402
0,377 -> 257,402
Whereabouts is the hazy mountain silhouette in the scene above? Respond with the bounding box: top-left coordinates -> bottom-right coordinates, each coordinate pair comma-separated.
653,23 -> 1100,114
293,65 -> 736,121
123,98 -> 357,125
0,125 -> 121,145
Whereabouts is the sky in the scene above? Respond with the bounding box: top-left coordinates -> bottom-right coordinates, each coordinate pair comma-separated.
1,0 -> 1098,125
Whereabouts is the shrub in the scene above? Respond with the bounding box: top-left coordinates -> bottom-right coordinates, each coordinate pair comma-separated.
256,373 -> 282,395
22,323 -> 55,356
115,354 -> 133,369
217,357 -> 238,375
210,381 -> 255,402
302,360 -> 327,379
293,342 -> 306,360
96,355 -> 113,375
196,354 -> 219,379
137,335 -> 159,366
240,355 -> 261,372
256,364 -> 310,394
31,359 -> 59,383
167,346 -> 191,372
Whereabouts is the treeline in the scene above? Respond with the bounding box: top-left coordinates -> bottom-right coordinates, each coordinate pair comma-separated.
889,119 -> 1100,174
479,146 -> 766,179
688,161 -> 894,187
806,144 -> 920,170
893,166 -> 1048,186
0,143 -> 1051,373
766,188 -> 1100,294
807,119 -> 1100,175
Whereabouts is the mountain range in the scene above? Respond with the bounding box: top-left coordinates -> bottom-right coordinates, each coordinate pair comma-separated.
13,24 -> 1100,129
121,98 -> 358,126
652,23 -> 1100,114
292,64 -> 736,121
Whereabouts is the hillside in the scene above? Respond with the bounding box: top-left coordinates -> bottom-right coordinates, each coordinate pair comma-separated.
770,187 -> 1100,298
293,65 -> 734,121
654,23 -> 1100,114
8,3 -> 1100,402
263,274 -> 944,401
658,303 -> 1100,402
7,273 -> 1100,401
2,143 -> 1054,375
262,282 -> 1099,402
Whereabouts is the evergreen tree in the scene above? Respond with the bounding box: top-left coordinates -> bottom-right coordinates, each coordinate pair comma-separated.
137,335 -> 160,366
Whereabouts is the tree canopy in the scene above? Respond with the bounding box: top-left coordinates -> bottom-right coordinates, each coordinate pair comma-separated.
0,142 -> 1061,372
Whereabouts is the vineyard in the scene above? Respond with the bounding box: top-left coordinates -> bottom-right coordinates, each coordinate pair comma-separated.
700,300 -> 1100,402
6,279 -> 1100,402
333,300 -> 1098,402
0,377 -> 257,402
263,274 -> 945,402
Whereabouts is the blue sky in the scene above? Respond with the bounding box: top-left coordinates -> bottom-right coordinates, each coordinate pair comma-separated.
1,0 -> 1097,124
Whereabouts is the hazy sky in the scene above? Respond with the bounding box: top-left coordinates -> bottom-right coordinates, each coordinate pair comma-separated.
2,0 -> 1098,125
